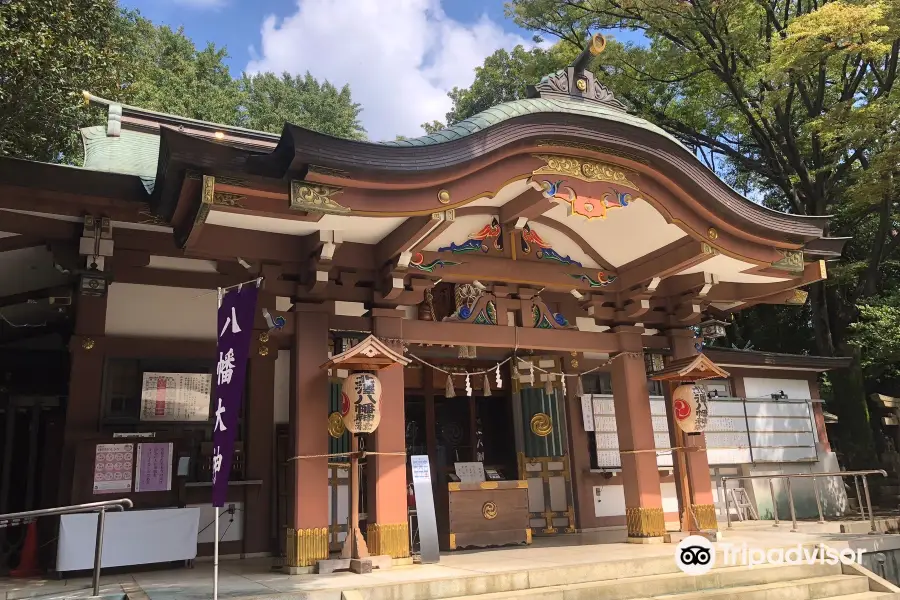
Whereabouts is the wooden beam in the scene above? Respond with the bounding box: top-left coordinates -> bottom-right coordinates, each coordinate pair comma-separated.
0,235 -> 44,253
499,189 -> 555,227
399,319 -> 622,353
0,285 -> 71,309
616,239 -> 716,291
375,212 -> 446,266
705,261 -> 825,303
655,272 -> 719,298
412,251 -> 619,293
0,210 -> 79,239
729,288 -> 809,311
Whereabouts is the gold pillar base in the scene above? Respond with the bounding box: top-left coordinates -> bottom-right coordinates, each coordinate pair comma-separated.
691,503 -> 718,531
366,522 -> 410,559
625,506 -> 666,538
285,527 -> 329,567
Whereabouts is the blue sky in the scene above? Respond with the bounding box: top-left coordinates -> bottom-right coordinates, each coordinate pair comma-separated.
124,0 -> 528,73
121,0 -> 642,140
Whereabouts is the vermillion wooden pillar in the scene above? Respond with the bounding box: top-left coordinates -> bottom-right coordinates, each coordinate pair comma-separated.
666,328 -> 717,532
285,305 -> 330,570
367,310 -> 410,558
611,326 -> 665,542
61,294 -> 107,506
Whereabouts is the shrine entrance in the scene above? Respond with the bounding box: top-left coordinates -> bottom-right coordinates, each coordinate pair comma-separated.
404,354 -> 521,551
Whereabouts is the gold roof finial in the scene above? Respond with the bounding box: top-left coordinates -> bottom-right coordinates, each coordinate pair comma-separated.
589,33 -> 607,56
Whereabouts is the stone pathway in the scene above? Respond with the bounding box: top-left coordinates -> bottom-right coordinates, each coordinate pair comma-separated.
0,521 -> 893,600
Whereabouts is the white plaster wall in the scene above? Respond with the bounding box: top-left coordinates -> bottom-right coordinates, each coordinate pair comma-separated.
274,350 -> 290,424
105,283 -> 216,339
593,481 -> 689,525
190,502 -> 243,543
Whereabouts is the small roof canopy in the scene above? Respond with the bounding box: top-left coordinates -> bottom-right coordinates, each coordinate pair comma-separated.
650,353 -> 730,383
320,334 -> 410,372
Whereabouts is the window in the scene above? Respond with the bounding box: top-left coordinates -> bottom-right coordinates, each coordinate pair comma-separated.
100,357 -> 245,482
699,379 -> 732,398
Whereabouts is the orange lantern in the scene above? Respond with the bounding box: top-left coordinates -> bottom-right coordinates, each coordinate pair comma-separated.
341,372 -> 382,434
672,384 -> 709,434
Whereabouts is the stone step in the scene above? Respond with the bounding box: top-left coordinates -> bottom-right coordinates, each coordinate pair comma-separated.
351,559 -> 843,600
822,593 -> 900,599
653,574 -> 869,600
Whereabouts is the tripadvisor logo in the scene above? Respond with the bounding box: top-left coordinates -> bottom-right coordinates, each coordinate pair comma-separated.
675,536 -> 863,576
675,536 -> 715,575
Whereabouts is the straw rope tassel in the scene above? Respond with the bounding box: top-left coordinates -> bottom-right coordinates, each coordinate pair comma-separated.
445,374 -> 456,398
483,373 -> 491,396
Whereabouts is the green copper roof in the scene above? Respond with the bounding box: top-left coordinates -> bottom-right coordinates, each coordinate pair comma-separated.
380,95 -> 687,150
81,125 -> 159,193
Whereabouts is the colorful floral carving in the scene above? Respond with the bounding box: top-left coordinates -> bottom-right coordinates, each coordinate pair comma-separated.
531,304 -> 569,329
439,217 -> 503,253
570,271 -> 618,287
410,252 -> 460,272
520,223 -> 583,266
529,178 -> 632,220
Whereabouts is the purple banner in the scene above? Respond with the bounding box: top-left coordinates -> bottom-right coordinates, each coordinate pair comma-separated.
212,283 -> 259,507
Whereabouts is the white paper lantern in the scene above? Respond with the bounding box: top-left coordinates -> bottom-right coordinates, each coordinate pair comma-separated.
340,372 -> 382,434
672,384 -> 709,434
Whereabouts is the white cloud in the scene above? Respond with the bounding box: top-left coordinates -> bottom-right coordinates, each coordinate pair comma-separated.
246,0 -> 535,141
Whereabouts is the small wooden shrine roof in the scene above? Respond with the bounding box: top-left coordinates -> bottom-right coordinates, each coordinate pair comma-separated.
319,334 -> 410,371
650,353 -> 730,383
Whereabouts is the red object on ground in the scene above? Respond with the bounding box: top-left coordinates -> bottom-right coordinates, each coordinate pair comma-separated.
10,521 -> 41,578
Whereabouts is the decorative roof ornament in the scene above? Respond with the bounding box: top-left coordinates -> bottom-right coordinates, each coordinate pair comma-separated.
526,33 -> 627,111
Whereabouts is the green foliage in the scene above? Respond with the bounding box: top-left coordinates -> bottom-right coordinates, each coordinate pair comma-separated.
441,44 -> 575,125
240,72 -> 365,140
0,0 -> 131,161
120,16 -> 366,139
0,4 -> 367,164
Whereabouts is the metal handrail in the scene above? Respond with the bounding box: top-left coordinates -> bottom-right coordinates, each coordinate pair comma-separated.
0,499 -> 132,596
720,470 -> 886,533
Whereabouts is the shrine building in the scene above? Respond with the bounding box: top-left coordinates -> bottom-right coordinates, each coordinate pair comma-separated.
0,36 -> 851,572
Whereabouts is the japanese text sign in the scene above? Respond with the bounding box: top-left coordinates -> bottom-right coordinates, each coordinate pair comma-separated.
212,283 -> 259,507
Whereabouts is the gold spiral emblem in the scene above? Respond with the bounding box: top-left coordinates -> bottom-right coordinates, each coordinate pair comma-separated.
327,411 -> 346,438
530,413 -> 552,437
482,501 -> 498,520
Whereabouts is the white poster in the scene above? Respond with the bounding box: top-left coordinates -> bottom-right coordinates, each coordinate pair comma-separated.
454,461 -> 486,482
580,394 -> 595,431
93,443 -> 133,495
140,372 -> 212,422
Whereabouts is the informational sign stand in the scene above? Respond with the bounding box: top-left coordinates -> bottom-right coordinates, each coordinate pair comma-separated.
410,455 -> 440,564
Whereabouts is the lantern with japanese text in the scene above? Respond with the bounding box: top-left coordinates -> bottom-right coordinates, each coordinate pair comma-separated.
672,384 -> 709,434
340,372 -> 383,434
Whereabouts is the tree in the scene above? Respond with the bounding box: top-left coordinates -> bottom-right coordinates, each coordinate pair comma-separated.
240,72 -> 366,140
0,0 -> 132,161
121,16 -> 243,126
0,5 -> 369,163
444,43 -> 576,127
495,0 -> 899,465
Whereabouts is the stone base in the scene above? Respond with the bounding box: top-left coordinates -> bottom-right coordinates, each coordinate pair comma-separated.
316,554 -> 394,574
349,559 -> 372,574
626,536 -> 665,544
282,565 -> 314,575
664,530 -> 722,543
